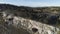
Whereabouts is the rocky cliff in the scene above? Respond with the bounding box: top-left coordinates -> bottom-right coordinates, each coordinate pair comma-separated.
0,4 -> 60,34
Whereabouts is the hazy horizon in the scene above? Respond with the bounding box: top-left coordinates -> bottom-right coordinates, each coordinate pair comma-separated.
0,0 -> 60,7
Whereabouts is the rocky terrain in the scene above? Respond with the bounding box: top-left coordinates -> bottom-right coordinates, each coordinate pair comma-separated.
0,4 -> 60,34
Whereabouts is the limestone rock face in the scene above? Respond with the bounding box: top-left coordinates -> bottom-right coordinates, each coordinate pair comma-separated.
2,12 -> 60,34
0,4 -> 60,34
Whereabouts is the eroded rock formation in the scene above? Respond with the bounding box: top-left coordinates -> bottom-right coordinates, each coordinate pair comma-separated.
0,4 -> 60,34
1,12 -> 60,34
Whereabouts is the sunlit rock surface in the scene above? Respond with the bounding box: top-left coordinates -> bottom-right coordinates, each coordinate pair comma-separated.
1,12 -> 60,34
0,4 -> 60,34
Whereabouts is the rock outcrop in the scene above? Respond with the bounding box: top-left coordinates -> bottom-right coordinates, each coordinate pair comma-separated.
2,12 -> 60,34
0,4 -> 60,34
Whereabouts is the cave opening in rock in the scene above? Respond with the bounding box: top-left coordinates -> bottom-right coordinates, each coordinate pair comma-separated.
8,18 -> 13,21
32,28 -> 38,32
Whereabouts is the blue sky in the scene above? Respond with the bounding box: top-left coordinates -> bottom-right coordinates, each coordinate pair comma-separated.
0,0 -> 60,7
